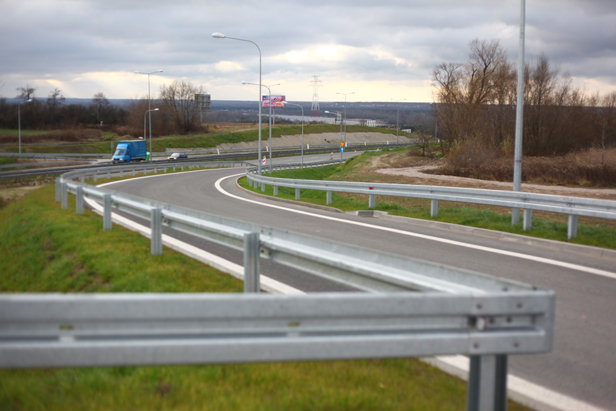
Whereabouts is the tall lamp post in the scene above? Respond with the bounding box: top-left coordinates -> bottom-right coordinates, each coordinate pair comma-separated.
18,99 -> 32,154
213,32 -> 263,175
512,0 -> 526,224
243,81 -> 279,173
144,108 -> 159,160
391,98 -> 406,145
135,70 -> 163,161
283,102 -> 304,168
336,92 -> 354,149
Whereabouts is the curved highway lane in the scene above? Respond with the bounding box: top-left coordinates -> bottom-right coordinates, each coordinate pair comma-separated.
103,158 -> 616,410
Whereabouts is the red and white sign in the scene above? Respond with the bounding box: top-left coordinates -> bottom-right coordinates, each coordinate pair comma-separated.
330,152 -> 333,160
262,156 -> 266,165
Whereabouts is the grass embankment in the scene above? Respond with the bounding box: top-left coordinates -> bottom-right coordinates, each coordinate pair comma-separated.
0,124 -> 405,155
240,153 -> 616,250
0,184 -> 531,410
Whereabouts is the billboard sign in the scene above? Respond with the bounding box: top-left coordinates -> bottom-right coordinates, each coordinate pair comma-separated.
195,94 -> 211,110
262,95 -> 285,108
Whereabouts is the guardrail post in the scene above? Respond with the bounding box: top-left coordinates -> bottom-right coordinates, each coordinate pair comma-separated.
103,194 -> 112,231
76,186 -> 83,215
523,209 -> 532,230
295,188 -> 300,200
273,186 -> 278,196
466,355 -> 506,411
120,170 -> 123,178
93,172 -> 97,182
154,167 -> 157,174
327,191 -> 332,205
568,215 -> 578,239
243,232 -> 260,293
151,208 -> 162,255
55,178 -> 61,203
80,176 -> 84,183
369,194 -> 375,209
132,169 -> 136,176
431,199 -> 438,217
261,182 -> 266,193
107,171 -> 110,179
61,182 -> 67,209
512,208 -> 520,224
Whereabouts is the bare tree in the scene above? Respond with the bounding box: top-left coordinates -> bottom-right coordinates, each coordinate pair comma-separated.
16,82 -> 36,100
92,92 -> 110,121
159,80 -> 205,134
47,88 -> 65,109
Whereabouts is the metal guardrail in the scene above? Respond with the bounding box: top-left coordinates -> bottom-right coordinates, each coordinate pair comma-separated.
246,162 -> 616,240
0,160 -> 91,171
0,152 -> 108,159
0,161 -> 556,411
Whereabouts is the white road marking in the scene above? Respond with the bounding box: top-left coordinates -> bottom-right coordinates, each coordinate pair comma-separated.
216,173 -> 616,280
94,170 -> 610,411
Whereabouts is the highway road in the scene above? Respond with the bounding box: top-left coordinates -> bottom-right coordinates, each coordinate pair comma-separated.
101,153 -> 616,411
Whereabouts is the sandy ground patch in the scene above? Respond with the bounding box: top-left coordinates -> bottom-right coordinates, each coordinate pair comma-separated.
0,185 -> 45,202
376,164 -> 616,200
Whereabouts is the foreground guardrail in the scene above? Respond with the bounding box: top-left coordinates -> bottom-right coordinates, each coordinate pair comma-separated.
246,162 -> 616,240
0,161 -> 556,411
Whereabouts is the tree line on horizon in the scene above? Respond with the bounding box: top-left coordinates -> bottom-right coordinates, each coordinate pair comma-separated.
432,39 -> 616,159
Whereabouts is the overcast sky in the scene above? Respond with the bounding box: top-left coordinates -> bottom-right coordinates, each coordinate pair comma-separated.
1,0 -> 615,103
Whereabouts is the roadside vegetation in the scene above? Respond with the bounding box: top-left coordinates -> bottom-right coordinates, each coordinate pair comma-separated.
239,151 -> 616,250
0,123 -> 403,154
0,183 -> 533,411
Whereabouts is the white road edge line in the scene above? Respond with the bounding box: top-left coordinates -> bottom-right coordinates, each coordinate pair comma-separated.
93,170 -> 608,411
215,172 -> 611,411
217,173 -> 616,281
90,173 -> 304,296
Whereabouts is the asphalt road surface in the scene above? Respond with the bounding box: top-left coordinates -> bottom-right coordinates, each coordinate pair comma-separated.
104,153 -> 616,410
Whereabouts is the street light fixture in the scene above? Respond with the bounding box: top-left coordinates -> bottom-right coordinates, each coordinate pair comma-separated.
243,81 -> 279,173
336,92 -> 354,149
135,69 -> 163,161
282,101 -> 304,168
144,108 -> 160,161
391,98 -> 406,145
213,32 -> 264,175
18,99 -> 32,154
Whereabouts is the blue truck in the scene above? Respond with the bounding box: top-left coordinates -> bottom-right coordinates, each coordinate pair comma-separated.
112,140 -> 148,163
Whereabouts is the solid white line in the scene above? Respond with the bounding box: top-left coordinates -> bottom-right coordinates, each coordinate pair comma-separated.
216,173 -> 616,280
93,170 -> 609,411
91,172 -> 304,295
433,355 -> 608,411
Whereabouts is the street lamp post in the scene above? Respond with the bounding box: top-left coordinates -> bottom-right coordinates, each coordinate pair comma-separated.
391,98 -> 406,145
512,0 -> 526,224
144,108 -> 159,160
283,102 -> 304,168
243,81 -> 279,173
135,70 -> 163,162
18,99 -> 32,155
337,92 -> 354,150
213,32 -> 263,175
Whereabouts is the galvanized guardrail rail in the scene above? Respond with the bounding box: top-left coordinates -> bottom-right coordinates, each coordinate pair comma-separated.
246,162 -> 616,240
0,161 -> 556,411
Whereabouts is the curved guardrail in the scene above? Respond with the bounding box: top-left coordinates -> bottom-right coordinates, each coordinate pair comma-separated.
246,162 -> 616,240
0,160 -> 556,411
